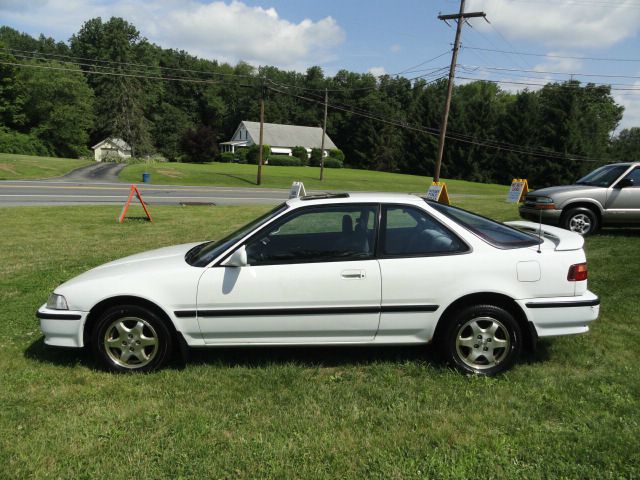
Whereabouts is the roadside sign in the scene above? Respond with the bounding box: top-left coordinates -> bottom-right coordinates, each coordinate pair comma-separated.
289,181 -> 306,199
426,182 -> 450,204
507,179 -> 529,203
118,184 -> 153,223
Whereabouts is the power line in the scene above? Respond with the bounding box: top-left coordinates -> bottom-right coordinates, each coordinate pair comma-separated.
457,75 -> 640,91
459,64 -> 640,80
462,45 -> 640,63
0,60 -> 255,87
1,46 -> 253,78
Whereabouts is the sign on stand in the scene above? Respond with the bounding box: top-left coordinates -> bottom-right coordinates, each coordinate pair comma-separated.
118,184 -> 153,223
426,182 -> 450,204
289,181 -> 306,199
507,179 -> 529,203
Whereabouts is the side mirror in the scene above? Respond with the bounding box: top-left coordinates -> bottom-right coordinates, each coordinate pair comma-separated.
615,178 -> 634,189
222,245 -> 247,267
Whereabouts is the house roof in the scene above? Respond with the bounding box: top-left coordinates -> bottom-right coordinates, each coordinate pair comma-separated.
91,137 -> 131,150
241,121 -> 337,150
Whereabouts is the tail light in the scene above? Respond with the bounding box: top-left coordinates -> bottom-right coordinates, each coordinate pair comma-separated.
568,263 -> 588,281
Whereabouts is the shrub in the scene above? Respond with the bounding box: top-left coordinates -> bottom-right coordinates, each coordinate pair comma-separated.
323,157 -> 343,168
218,152 -> 235,163
309,148 -> 322,167
235,148 -> 248,164
0,128 -> 51,156
247,144 -> 270,165
329,148 -> 345,163
291,146 -> 309,165
267,155 -> 302,166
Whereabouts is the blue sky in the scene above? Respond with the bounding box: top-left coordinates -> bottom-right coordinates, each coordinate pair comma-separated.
2,0 -> 640,130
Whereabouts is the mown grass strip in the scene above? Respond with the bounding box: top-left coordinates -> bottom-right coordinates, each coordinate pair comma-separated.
0,153 -> 91,180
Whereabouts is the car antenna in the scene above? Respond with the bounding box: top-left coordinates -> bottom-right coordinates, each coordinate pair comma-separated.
537,209 -> 542,254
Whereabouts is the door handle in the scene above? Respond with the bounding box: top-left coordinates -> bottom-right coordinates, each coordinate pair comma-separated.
341,270 -> 365,279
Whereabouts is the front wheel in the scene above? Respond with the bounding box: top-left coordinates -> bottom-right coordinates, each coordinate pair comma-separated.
91,305 -> 173,372
562,207 -> 598,236
442,304 -> 521,375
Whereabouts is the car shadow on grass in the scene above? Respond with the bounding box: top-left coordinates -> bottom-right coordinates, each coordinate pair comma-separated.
24,337 -> 92,368
186,344 -> 439,369
24,336 -> 554,373
597,228 -> 640,237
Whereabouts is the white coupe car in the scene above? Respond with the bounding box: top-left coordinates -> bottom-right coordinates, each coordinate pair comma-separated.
37,193 -> 599,375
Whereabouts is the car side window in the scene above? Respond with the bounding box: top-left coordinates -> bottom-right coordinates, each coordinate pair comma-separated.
623,168 -> 640,185
383,205 -> 467,256
246,205 -> 378,265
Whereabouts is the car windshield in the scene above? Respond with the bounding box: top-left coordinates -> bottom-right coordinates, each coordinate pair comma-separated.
575,164 -> 629,187
186,203 -> 288,267
427,200 -> 540,249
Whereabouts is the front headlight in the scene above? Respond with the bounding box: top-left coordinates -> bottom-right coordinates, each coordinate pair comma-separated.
534,196 -> 556,210
46,293 -> 68,310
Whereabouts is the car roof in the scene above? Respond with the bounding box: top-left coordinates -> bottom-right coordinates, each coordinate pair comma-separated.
286,191 -> 425,207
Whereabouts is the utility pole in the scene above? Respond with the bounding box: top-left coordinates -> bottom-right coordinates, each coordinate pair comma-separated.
434,0 -> 486,182
319,87 -> 328,181
257,77 -> 266,186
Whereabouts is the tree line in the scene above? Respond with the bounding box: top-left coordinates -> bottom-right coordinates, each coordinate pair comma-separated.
0,18 -> 638,187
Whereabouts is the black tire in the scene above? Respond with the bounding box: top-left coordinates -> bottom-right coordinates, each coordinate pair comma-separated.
441,304 -> 521,376
91,304 -> 173,373
562,207 -> 598,236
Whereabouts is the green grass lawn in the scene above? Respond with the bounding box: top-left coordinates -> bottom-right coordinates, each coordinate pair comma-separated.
120,161 -> 509,196
1,198 -> 638,478
0,153 -> 91,180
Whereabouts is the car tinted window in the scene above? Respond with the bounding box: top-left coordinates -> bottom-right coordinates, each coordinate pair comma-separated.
576,164 -> 629,187
186,203 -> 288,267
246,205 -> 378,265
383,206 -> 467,256
623,167 -> 640,185
427,201 -> 539,249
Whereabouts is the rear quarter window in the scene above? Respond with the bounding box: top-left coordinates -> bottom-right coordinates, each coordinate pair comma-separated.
427,200 -> 540,249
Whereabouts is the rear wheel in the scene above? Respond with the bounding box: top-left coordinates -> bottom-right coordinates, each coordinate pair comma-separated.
562,207 -> 598,236
91,305 -> 173,372
442,304 -> 521,375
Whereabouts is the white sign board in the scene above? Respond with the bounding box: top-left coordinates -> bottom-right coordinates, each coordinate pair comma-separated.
425,184 -> 442,201
288,181 -> 306,199
507,180 -> 527,203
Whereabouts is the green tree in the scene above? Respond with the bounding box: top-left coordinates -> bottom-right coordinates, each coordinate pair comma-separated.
70,17 -> 156,155
16,60 -> 94,157
610,128 -> 640,161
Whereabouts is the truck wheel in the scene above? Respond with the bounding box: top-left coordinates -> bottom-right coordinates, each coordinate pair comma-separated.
562,207 -> 598,236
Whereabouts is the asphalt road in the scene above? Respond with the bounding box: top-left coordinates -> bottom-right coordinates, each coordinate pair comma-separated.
0,164 -> 289,206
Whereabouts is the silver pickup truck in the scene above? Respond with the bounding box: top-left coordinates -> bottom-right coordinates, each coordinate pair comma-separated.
519,162 -> 640,235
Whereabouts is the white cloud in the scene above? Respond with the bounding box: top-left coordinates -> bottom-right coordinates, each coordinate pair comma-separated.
368,66 -> 386,77
614,81 -> 640,131
467,0 -> 640,49
0,0 -> 346,70
533,54 -> 583,74
389,43 -> 401,53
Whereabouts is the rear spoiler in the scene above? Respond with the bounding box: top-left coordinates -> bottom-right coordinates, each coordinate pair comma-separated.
505,221 -> 584,251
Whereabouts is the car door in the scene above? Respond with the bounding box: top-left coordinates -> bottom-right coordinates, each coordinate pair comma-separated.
195,204 -> 381,344
605,166 -> 640,223
376,204 -> 471,343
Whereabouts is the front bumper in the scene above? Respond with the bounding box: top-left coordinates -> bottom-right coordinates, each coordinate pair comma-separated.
37,305 -> 88,348
518,205 -> 563,225
517,291 -> 600,337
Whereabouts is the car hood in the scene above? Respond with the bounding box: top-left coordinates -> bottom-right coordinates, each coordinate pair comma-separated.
528,185 -> 601,197
58,242 -> 205,290
94,242 -> 204,269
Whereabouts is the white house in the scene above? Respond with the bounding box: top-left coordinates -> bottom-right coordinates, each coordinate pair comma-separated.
91,138 -> 132,162
219,121 -> 337,156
